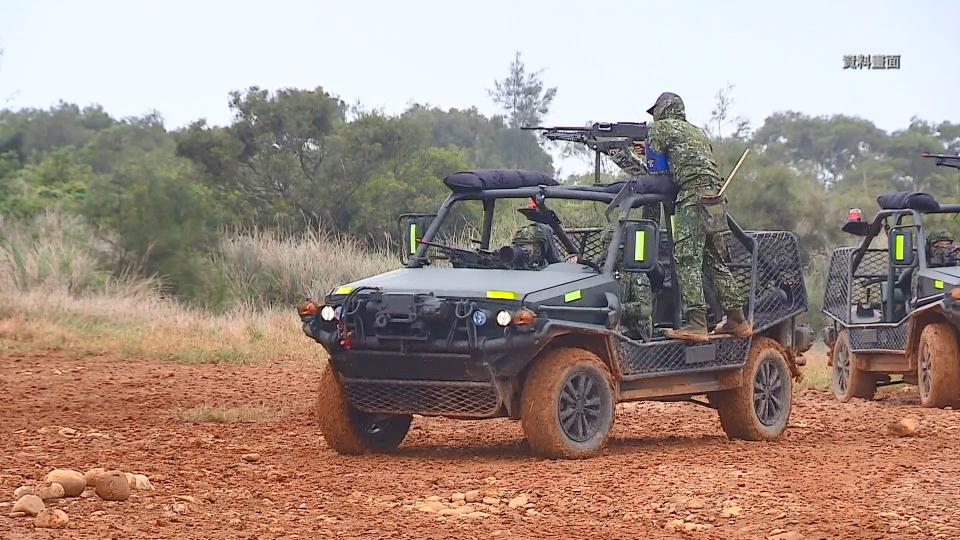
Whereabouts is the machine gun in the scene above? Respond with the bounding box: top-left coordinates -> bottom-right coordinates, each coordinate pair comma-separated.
523,122 -> 648,184
923,152 -> 960,170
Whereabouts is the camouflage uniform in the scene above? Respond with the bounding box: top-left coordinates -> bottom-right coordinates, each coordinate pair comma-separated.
926,230 -> 956,267
645,93 -> 744,316
604,146 -> 648,176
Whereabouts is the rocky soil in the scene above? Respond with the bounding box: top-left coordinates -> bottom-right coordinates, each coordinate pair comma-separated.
2,349 -> 959,539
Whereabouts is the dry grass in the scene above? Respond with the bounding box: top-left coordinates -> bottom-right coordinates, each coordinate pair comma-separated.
219,227 -> 397,305
0,289 -> 320,363
798,343 -> 832,391
177,404 -> 282,423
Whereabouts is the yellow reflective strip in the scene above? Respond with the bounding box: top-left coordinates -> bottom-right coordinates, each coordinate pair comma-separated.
333,286 -> 354,295
935,280 -> 945,289
895,234 -> 905,260
564,290 -> 582,303
670,215 -> 677,236
409,223 -> 417,254
486,290 -> 519,300
634,229 -> 646,261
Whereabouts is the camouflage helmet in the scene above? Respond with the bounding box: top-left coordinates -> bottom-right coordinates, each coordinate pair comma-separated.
927,230 -> 954,247
512,224 -> 548,246
646,92 -> 686,121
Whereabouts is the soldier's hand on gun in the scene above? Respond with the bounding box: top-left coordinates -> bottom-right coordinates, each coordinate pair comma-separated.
632,141 -> 646,155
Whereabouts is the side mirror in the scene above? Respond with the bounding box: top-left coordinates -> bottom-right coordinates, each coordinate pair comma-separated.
621,220 -> 659,272
889,228 -> 915,267
398,213 -> 436,261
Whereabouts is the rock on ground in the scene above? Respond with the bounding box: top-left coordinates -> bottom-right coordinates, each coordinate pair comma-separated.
12,495 -> 44,516
34,508 -> 69,529
84,467 -> 107,487
95,470 -> 131,501
44,469 -> 86,497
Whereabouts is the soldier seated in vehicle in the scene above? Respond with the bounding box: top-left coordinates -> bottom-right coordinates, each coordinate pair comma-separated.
927,230 -> 959,268
500,224 -> 563,270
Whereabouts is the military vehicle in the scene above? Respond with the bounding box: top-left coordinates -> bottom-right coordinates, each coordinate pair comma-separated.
299,169 -> 812,458
822,191 -> 960,407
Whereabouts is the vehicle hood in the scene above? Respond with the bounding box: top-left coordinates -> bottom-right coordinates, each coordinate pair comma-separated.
334,267 -> 594,300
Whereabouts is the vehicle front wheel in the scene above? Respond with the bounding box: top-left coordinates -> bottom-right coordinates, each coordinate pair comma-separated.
831,330 -> 877,402
713,337 -> 792,441
521,347 -> 615,459
316,367 -> 412,454
917,322 -> 960,408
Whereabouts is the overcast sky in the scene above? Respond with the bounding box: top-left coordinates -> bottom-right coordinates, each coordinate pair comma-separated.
2,0 -> 958,173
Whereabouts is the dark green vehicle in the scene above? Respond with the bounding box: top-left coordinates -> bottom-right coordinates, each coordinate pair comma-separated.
823,191 -> 960,407
299,169 -> 812,458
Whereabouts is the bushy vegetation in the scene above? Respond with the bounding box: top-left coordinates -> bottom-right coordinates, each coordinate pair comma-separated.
2,57 -> 959,341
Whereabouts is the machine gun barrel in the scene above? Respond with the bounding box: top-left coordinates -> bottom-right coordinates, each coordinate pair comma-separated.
523,122 -> 649,185
923,152 -> 960,170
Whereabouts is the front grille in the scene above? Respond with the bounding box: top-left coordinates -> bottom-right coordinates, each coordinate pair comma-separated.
341,377 -> 501,417
849,323 -> 908,352
617,336 -> 750,379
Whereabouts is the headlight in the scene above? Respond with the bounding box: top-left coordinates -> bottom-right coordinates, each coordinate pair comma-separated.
320,305 -> 337,322
496,310 -> 512,327
472,310 -> 488,327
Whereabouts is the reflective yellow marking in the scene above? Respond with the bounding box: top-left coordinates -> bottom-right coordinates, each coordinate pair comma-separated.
564,290 -> 582,303
670,215 -> 677,236
634,229 -> 646,261
895,234 -> 905,260
935,280 -> 945,289
409,223 -> 417,254
486,290 -> 519,300
333,286 -> 354,295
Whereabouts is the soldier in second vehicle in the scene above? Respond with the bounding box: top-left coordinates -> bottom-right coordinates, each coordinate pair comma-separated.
605,92 -> 751,341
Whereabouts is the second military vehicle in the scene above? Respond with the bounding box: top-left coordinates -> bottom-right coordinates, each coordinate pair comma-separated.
823,190 -> 960,407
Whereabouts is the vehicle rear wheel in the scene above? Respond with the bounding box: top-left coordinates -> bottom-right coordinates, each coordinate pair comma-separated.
831,330 -> 877,401
714,337 -> 792,441
316,367 -> 412,454
521,347 -> 615,459
917,322 -> 960,408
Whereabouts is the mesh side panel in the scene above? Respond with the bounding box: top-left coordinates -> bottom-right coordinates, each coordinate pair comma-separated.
823,248 -> 854,323
852,250 -> 889,306
341,378 -> 501,417
849,324 -> 908,352
745,232 -> 808,331
617,336 -> 751,378
559,227 -> 608,262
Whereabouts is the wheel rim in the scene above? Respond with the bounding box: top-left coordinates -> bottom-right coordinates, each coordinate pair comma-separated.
753,355 -> 788,426
558,371 -> 603,442
919,341 -> 932,398
834,344 -> 850,395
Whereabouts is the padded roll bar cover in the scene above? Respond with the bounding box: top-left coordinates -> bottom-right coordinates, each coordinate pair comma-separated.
876,191 -> 940,212
444,169 -> 558,192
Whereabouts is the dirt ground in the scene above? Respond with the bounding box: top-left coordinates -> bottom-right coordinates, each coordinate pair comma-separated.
2,349 -> 959,539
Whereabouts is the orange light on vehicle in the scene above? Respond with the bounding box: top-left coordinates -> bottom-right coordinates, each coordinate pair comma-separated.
298,299 -> 320,317
950,287 -> 960,301
513,308 -> 538,325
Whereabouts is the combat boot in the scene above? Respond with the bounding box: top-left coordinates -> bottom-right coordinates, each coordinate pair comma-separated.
665,309 -> 710,342
713,307 -> 753,337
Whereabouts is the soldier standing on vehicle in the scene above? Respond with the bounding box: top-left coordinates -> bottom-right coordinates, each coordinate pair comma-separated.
642,92 -> 750,340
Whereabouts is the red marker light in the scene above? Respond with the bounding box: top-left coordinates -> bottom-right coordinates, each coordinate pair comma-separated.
848,208 -> 863,221
528,198 -> 538,209
922,152 -> 930,157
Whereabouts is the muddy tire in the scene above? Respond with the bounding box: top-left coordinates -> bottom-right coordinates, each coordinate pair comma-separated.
831,330 -> 877,402
917,323 -> 960,408
521,347 -> 615,459
713,337 -> 792,441
316,367 -> 412,454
